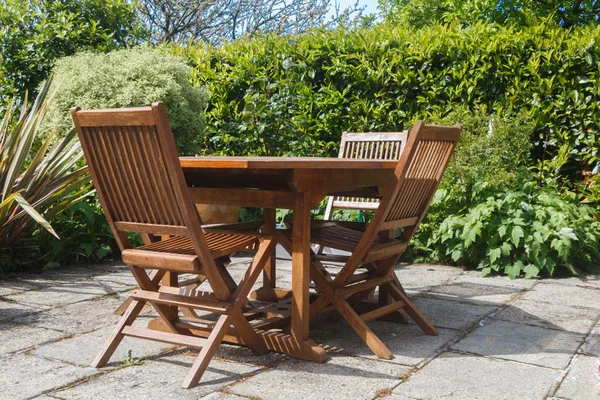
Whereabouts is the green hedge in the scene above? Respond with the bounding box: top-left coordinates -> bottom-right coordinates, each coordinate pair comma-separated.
172,22 -> 600,201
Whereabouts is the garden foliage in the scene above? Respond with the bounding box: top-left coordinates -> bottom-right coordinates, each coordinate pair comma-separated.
175,21 -> 600,202
43,46 -> 209,155
0,0 -> 145,103
0,78 -> 91,272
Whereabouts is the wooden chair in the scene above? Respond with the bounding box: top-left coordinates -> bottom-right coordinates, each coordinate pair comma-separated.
307,122 -> 462,359
318,131 -> 408,254
72,103 -> 275,388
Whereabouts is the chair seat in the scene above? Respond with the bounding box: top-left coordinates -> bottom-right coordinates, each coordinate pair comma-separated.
310,222 -> 404,256
122,232 -> 258,273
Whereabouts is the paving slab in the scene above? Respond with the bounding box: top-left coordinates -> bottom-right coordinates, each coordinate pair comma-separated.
323,322 -> 460,366
32,317 -> 170,366
0,297 -> 50,321
52,353 -> 260,399
0,321 -> 65,356
581,321 -> 600,357
452,319 -> 584,369
454,269 -> 540,289
393,351 -> 560,400
199,392 -> 249,400
394,264 -> 463,293
554,354 -> 600,399
495,298 -> 599,334
0,278 -> 44,296
427,281 -> 524,305
230,353 -> 410,400
5,280 -> 130,308
411,296 -> 498,331
520,281 -> 600,310
12,295 -> 126,334
214,343 -> 286,367
0,353 -> 96,400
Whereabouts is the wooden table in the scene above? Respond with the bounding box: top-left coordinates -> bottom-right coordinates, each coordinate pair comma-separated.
180,156 -> 396,362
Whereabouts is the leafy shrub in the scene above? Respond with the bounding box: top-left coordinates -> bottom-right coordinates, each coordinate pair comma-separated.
43,46 -> 209,155
174,21 -> 600,201
415,184 -> 600,278
0,0 -> 146,103
429,107 -> 534,206
0,78 -> 91,273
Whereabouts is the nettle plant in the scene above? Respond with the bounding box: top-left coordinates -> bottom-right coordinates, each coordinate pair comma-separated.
427,184 -> 600,278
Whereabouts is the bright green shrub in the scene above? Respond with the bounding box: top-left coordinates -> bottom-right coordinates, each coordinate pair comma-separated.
0,0 -> 146,103
43,46 -> 209,155
173,21 -> 600,201
417,184 -> 600,278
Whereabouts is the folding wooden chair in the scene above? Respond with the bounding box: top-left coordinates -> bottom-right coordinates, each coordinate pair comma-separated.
307,122 -> 462,359
72,103 -> 274,388
318,131 -> 408,254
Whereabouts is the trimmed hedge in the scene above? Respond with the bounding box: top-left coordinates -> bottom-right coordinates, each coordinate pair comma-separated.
171,22 -> 600,201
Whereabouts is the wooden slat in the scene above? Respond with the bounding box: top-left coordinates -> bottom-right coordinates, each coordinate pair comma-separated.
336,276 -> 392,297
360,301 -> 405,322
378,217 -> 419,230
365,242 -> 409,263
131,289 -> 230,313
76,107 -> 155,126
122,325 -> 208,349
189,187 -> 296,209
114,222 -> 188,236
180,156 -> 397,170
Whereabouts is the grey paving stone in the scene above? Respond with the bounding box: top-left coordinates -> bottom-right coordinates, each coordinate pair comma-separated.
92,270 -> 139,286
520,281 -> 600,310
199,392 -> 249,400
394,264 -> 463,293
5,280 -> 130,308
323,322 -> 460,366
393,351 -> 560,400
427,281 -> 524,305
581,321 -> 600,357
0,297 -> 49,321
0,278 -> 44,296
452,319 -> 584,369
0,353 -> 96,400
543,275 -> 600,290
495,298 -> 599,334
455,269 -> 540,289
32,317 -> 170,366
554,355 -> 600,399
230,353 -> 410,400
0,321 -> 65,355
411,296 -> 498,331
214,343 -> 286,367
12,295 -> 126,334
53,353 -> 260,399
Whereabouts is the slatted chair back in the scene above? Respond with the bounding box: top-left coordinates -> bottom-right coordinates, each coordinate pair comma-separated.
326,131 -> 408,213
336,122 -> 461,276
379,122 -> 461,240
72,103 -> 232,295
72,103 -> 197,245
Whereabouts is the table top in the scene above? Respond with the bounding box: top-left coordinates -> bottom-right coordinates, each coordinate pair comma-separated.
180,156 -> 398,170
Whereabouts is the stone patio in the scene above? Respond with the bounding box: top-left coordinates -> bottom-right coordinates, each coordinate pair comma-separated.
1,257 -> 599,399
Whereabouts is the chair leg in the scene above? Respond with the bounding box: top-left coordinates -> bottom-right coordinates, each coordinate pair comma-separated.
92,299 -> 146,367
181,313 -> 233,389
311,265 -> 393,360
385,283 -> 438,336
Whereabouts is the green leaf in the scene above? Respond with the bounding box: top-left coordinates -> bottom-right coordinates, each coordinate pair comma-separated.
488,247 -> 502,264
13,193 -> 59,239
505,260 -> 524,279
511,226 -> 524,247
523,264 -> 539,279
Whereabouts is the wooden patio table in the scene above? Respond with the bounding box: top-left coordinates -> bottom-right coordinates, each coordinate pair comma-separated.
178,156 -> 397,362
